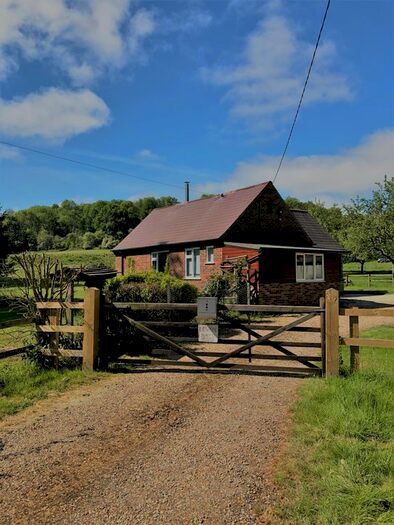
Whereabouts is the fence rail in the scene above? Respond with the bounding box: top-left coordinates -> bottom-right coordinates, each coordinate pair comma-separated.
3,287 -> 393,376
0,317 -> 33,329
0,316 -> 33,360
339,305 -> 394,372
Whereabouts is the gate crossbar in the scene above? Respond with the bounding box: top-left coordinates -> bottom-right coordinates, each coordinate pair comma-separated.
220,311 -> 320,370
122,314 -> 208,366
207,312 -> 318,368
269,341 -> 320,370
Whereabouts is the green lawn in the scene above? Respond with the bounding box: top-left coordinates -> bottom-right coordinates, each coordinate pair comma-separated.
33,248 -> 115,269
1,249 -> 115,303
272,326 -> 394,525
0,358 -> 108,419
343,261 -> 394,294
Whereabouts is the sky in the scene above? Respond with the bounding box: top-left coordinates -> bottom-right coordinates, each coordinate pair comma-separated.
0,0 -> 393,210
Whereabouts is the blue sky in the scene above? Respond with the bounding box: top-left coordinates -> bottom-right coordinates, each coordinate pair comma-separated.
0,0 -> 393,210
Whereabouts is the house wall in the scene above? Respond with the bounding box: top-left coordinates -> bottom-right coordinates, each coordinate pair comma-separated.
224,184 -> 311,247
115,246 -> 225,290
259,248 -> 342,305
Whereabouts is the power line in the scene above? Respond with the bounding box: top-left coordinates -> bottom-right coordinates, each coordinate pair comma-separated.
0,138 -> 197,194
273,0 -> 332,184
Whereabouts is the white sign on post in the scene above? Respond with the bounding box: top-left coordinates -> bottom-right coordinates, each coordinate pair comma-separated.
197,297 -> 218,319
197,297 -> 218,343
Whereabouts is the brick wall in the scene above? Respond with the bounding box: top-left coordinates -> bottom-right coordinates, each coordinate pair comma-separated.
115,255 -> 123,274
169,247 -> 224,290
259,281 -> 340,306
115,254 -> 151,274
258,249 -> 342,305
114,246 -> 224,290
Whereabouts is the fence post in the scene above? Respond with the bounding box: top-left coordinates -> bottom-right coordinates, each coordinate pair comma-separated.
320,296 -> 326,377
349,315 -> 360,373
82,287 -> 100,370
48,308 -> 60,367
325,288 -> 339,377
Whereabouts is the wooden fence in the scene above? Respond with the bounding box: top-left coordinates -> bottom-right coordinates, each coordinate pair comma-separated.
343,272 -> 394,286
339,305 -> 394,372
2,287 -> 393,376
35,287 -> 100,369
0,316 -> 33,359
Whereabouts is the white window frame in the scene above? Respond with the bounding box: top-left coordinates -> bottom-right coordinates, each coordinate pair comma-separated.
185,247 -> 200,279
206,246 -> 215,264
296,253 -> 325,282
151,252 -> 158,271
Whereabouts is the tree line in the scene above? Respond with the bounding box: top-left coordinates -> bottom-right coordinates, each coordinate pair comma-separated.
284,176 -> 393,269
1,177 -> 393,269
0,196 -> 177,254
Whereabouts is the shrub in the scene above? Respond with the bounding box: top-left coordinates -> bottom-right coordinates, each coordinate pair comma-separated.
82,232 -> 97,250
105,271 -> 198,303
202,270 -> 247,302
102,271 -> 198,360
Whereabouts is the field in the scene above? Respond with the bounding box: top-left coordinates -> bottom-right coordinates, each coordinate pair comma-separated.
275,326 -> 394,525
33,248 -> 116,269
0,249 -> 115,304
343,261 -> 394,294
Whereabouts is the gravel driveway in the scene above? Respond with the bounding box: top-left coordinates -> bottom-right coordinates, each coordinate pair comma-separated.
1,312 -> 392,525
1,371 -> 298,525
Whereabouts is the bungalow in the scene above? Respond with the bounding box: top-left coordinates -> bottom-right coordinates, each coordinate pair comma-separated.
113,181 -> 345,305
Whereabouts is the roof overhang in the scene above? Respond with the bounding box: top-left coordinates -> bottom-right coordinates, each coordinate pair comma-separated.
224,242 -> 346,253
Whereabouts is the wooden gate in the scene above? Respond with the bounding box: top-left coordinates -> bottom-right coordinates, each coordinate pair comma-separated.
109,300 -> 325,377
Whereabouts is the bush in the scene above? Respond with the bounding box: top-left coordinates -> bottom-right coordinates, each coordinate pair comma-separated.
82,232 -> 97,250
102,271 -> 198,360
105,271 -> 198,303
202,269 -> 246,302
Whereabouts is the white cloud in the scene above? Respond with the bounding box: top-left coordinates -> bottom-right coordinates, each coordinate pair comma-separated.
197,130 -> 394,203
134,149 -> 162,162
201,9 -> 352,128
0,0 -> 156,84
0,88 -> 110,141
128,9 -> 156,54
0,144 -> 20,160
161,7 -> 213,34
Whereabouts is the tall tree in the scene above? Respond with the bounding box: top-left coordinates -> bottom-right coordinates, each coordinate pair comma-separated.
343,176 -> 394,266
0,206 -> 7,263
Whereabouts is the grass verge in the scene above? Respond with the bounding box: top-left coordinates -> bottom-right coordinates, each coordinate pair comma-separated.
272,326 -> 394,525
0,358 -> 108,420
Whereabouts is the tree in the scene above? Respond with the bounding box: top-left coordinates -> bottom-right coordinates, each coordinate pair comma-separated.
0,206 -> 8,264
37,229 -> 54,251
343,176 -> 394,267
340,217 -> 373,273
82,232 -> 97,250
285,197 -> 344,242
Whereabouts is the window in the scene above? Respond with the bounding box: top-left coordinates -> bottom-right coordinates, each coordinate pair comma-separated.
151,251 -> 168,272
185,248 -> 200,278
151,252 -> 158,271
296,253 -> 324,282
206,246 -> 214,264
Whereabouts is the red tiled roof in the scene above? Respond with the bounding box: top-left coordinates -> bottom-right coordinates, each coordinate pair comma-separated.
113,182 -> 270,252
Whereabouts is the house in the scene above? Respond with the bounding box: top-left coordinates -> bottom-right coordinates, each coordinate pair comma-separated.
113,181 -> 345,305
